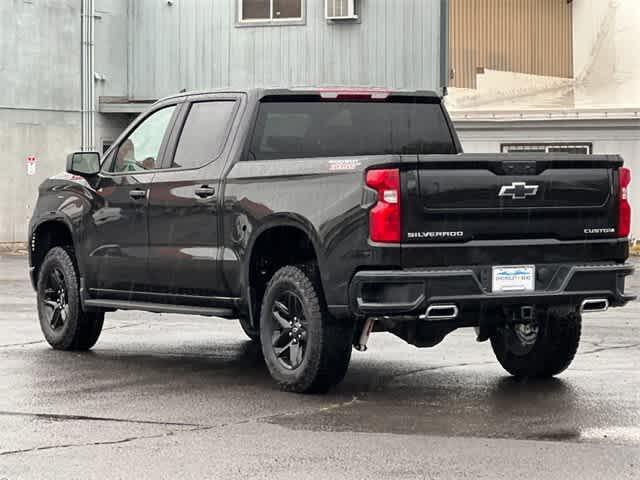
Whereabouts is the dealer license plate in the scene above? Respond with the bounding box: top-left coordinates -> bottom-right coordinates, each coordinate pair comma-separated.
492,265 -> 535,293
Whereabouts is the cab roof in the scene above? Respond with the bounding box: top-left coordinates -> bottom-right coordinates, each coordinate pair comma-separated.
160,87 -> 441,103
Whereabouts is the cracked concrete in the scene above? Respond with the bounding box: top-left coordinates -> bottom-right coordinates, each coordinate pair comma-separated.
0,255 -> 639,479
0,432 -> 179,457
0,323 -> 145,349
576,342 -> 640,355
0,411 -> 207,427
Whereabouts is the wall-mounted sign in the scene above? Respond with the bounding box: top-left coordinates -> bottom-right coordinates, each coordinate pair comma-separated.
27,156 -> 36,176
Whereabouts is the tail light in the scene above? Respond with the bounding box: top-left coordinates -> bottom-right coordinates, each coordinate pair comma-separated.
366,168 -> 401,243
618,167 -> 631,238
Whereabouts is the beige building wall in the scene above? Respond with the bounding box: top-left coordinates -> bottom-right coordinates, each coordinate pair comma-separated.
449,0 -> 573,89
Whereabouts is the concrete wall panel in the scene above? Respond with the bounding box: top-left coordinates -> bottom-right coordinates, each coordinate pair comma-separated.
0,110 -> 81,243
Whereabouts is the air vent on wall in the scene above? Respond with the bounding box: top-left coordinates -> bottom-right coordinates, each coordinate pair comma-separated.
326,0 -> 358,20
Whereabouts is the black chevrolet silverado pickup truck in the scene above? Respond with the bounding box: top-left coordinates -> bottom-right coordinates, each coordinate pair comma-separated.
29,88 -> 635,393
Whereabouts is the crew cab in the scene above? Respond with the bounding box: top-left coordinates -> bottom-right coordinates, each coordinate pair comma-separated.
29,88 -> 635,393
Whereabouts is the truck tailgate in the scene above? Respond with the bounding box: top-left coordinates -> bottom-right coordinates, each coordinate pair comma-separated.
403,153 -> 623,244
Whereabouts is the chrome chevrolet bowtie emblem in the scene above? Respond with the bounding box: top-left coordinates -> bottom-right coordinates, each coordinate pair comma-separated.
498,182 -> 539,200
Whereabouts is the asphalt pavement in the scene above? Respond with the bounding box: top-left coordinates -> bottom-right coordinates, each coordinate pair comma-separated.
0,255 -> 638,479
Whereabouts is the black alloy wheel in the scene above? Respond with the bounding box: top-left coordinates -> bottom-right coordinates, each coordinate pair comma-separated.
268,291 -> 308,370
41,267 -> 70,332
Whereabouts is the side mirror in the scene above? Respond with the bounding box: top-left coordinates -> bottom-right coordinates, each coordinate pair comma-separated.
66,151 -> 100,176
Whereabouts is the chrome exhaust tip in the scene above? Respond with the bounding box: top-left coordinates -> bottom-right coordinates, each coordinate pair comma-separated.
420,304 -> 459,321
580,298 -> 609,313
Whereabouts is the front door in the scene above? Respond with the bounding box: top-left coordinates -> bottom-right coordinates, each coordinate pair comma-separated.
147,96 -> 240,303
85,103 -> 179,297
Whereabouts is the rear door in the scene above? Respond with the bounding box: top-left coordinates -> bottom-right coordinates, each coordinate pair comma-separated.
147,94 -> 241,303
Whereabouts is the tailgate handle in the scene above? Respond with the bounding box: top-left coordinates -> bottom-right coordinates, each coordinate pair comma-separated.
502,161 -> 537,175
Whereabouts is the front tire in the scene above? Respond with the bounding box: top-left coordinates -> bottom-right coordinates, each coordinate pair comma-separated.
37,247 -> 104,351
259,265 -> 353,394
490,311 -> 581,378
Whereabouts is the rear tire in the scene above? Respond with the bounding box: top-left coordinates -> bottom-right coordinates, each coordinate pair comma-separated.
37,247 -> 104,351
490,311 -> 581,378
259,265 -> 353,394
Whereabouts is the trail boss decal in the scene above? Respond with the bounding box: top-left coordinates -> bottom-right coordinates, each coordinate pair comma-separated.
50,172 -> 91,188
329,159 -> 361,171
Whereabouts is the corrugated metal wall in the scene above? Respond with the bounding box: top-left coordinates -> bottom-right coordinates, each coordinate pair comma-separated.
128,0 -> 444,100
449,0 -> 573,88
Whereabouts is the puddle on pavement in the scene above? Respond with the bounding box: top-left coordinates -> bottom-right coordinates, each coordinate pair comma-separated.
265,373 -> 640,446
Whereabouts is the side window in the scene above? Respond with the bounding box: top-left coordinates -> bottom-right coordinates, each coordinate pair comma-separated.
256,112 -> 312,159
169,101 -> 236,170
109,105 -> 176,173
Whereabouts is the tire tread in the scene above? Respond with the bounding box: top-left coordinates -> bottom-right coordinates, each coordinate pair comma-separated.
260,265 -> 352,394
37,246 -> 104,351
491,312 -> 581,378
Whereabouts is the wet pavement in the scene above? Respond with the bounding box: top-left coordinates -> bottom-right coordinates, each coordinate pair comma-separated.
0,255 -> 638,479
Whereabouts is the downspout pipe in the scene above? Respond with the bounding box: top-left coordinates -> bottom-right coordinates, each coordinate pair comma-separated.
440,0 -> 449,97
81,0 -> 95,151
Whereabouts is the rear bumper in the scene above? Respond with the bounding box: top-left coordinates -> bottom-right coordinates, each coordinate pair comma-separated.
349,262 -> 635,317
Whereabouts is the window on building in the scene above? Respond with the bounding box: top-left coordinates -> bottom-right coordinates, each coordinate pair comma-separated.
240,0 -> 303,23
501,143 -> 592,154
169,101 -> 236,170
326,0 -> 358,20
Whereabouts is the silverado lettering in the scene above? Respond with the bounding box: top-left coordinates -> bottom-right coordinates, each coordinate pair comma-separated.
408,231 -> 465,239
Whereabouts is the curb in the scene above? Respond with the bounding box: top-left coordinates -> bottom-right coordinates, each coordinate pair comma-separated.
0,242 -> 28,256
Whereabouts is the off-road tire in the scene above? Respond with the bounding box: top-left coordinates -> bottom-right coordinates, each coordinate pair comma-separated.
490,311 -> 581,378
37,246 -> 104,351
259,265 -> 353,394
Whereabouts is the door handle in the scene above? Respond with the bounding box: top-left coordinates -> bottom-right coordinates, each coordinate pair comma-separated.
129,189 -> 147,200
195,186 -> 216,198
